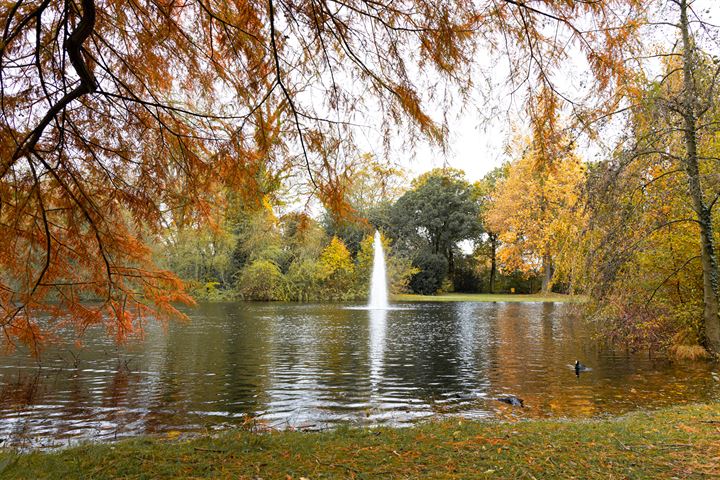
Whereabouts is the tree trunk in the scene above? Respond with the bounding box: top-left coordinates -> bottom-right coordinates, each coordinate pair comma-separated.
680,0 -> 720,352
541,254 -> 553,294
489,233 -> 497,293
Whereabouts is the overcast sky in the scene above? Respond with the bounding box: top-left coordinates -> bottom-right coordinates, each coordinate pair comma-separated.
394,0 -> 720,183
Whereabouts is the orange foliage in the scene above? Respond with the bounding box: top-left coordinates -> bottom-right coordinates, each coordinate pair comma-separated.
0,0 -> 643,350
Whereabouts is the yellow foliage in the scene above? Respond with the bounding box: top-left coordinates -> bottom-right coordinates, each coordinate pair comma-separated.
319,237 -> 354,278
485,135 -> 586,287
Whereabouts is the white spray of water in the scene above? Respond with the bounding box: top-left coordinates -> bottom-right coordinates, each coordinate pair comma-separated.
368,230 -> 389,309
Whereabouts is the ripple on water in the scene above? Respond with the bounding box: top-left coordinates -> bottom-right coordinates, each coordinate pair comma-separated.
0,301 -> 718,449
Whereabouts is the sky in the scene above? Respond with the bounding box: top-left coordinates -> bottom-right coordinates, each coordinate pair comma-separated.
396,0 -> 720,183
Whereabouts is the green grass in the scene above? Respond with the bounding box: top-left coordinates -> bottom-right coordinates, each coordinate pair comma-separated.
392,292 -> 583,303
2,403 -> 719,479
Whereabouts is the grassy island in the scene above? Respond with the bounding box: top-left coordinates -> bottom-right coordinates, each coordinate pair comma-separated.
393,293 -> 583,303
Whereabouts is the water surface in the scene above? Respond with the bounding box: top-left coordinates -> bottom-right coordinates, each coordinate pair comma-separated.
0,302 -> 717,448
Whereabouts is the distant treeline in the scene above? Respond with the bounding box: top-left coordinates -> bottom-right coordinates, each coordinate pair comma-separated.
157,164 -> 554,303
158,47 -> 720,356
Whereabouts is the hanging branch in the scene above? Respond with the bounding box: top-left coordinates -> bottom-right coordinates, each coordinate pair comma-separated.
2,0 -> 97,180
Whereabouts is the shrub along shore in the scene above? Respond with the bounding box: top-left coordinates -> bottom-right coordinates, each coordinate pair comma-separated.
1,403 -> 718,479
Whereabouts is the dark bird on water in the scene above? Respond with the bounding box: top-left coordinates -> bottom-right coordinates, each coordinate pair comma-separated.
496,395 -> 524,407
574,360 -> 590,376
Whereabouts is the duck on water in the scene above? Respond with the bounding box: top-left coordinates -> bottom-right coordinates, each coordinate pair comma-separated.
574,360 -> 591,376
496,361 -> 590,408
496,395 -> 524,407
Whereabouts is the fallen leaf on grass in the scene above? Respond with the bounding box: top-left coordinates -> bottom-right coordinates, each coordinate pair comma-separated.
677,424 -> 699,434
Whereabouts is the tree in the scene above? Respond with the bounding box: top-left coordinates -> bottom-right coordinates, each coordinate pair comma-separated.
676,0 -> 720,352
230,200 -> 285,274
409,251 -> 450,295
278,211 -> 327,272
485,136 -> 586,293
237,260 -> 283,301
389,168 -> 481,293
583,4 -> 720,354
0,0 -> 647,350
160,222 -> 236,296
284,259 -> 324,302
474,166 -> 507,293
317,236 -> 355,299
323,154 -> 405,255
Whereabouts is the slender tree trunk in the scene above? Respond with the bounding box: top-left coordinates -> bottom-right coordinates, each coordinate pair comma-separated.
489,233 -> 497,293
680,0 -> 720,352
541,254 -> 553,294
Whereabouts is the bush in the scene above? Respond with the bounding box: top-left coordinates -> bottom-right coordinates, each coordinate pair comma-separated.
189,281 -> 237,301
318,237 -> 355,299
284,259 -> 323,301
410,251 -> 448,294
236,260 -> 283,301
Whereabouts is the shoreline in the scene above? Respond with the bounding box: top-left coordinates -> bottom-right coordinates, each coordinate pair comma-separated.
2,403 -> 718,478
392,293 -> 584,303
189,293 -> 585,304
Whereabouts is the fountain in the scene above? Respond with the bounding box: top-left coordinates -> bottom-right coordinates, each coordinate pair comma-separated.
368,230 -> 389,309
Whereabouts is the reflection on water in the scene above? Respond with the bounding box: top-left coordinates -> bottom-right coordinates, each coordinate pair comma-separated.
368,309 -> 386,394
0,302 -> 718,448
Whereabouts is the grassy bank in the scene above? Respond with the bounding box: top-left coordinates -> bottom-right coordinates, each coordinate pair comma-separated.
2,403 -> 719,479
393,293 -> 583,303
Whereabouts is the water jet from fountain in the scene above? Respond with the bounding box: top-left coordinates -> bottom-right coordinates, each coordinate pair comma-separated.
368,230 -> 389,309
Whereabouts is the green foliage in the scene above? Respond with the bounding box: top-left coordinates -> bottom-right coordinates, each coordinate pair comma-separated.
190,281 -> 236,301
283,259 -> 324,301
390,170 -> 481,256
158,165 -> 556,302
320,217 -> 367,256
160,223 -> 236,289
354,234 -> 377,295
388,169 -> 482,294
451,254 -> 483,292
232,205 -> 285,268
279,212 -> 327,271
237,260 -> 283,301
409,251 -> 448,295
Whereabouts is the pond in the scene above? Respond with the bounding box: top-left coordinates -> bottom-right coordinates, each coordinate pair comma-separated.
1,301 -> 718,448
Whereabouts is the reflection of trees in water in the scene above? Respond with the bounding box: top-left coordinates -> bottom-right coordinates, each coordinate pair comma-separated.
379,307 -> 475,400
1,302 -> 718,446
0,371 -> 43,446
490,303 -> 534,392
488,303 -> 595,416
310,307 -> 371,403
452,302 -> 495,394
262,305 -> 324,422
99,367 -> 143,436
0,359 -> 148,446
221,303 -> 271,415
0,370 -> 43,407
141,302 -> 274,427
